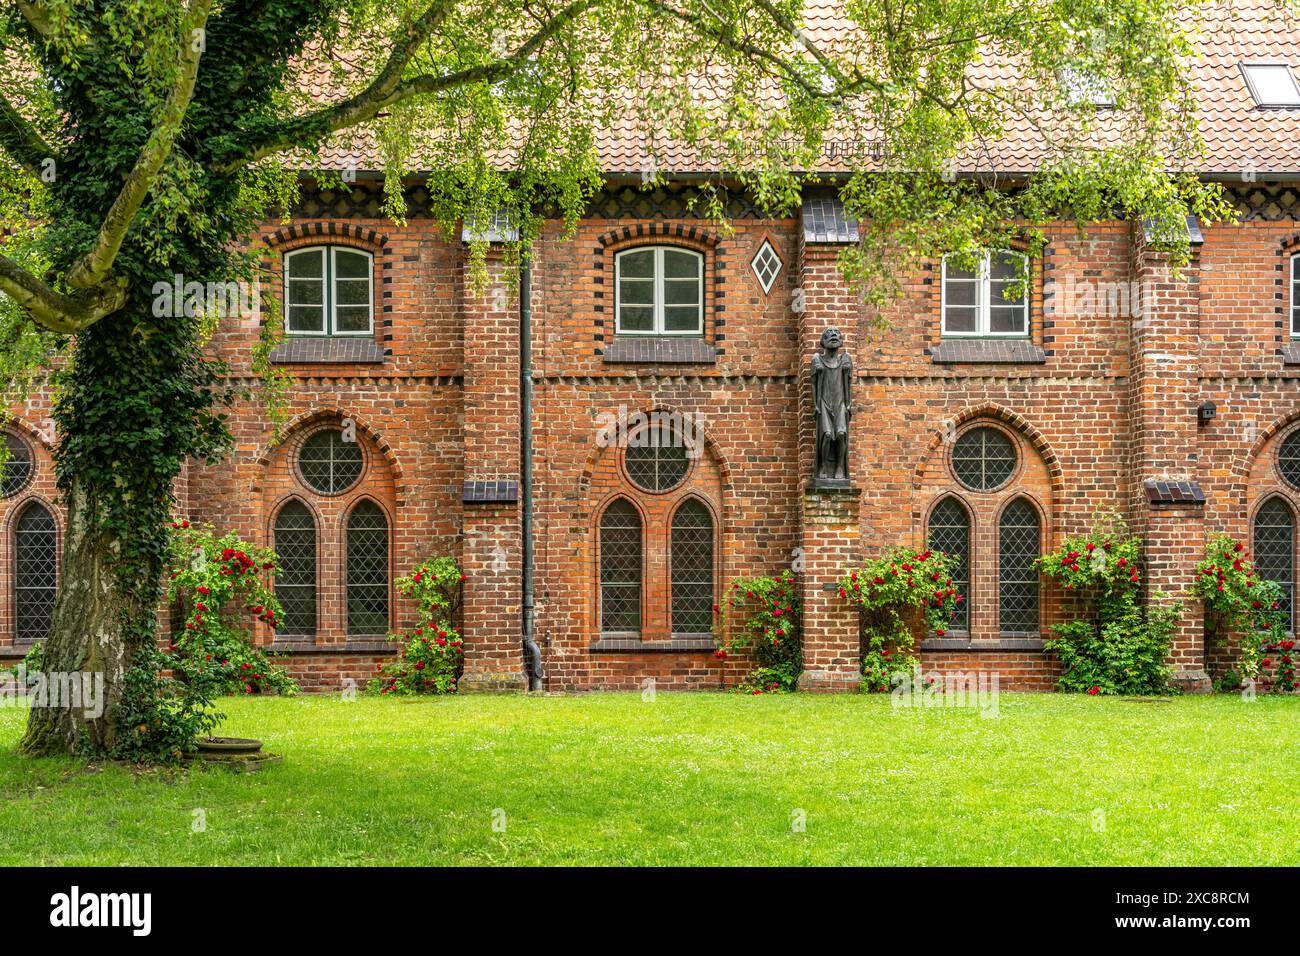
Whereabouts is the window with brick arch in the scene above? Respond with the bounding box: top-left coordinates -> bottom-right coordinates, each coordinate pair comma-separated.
927,497 -> 971,633
671,498 -> 714,634
14,500 -> 57,643
274,500 -> 317,638
284,245 -> 374,336
1253,496 -> 1295,632
614,246 -> 704,336
1291,252 -> 1300,337
998,497 -> 1041,636
599,498 -> 642,634
346,500 -> 389,637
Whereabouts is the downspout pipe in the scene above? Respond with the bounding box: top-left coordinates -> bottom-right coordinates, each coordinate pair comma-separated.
520,259 -> 544,691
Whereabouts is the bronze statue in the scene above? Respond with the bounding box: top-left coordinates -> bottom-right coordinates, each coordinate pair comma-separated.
811,327 -> 852,483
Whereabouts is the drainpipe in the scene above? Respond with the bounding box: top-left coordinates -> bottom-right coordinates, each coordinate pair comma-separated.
520,259 -> 544,691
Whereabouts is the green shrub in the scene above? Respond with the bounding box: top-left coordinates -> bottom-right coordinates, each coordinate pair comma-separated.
715,569 -> 801,693
6,641 -> 42,684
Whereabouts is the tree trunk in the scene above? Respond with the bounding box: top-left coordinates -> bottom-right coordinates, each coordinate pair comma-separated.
19,480 -> 156,757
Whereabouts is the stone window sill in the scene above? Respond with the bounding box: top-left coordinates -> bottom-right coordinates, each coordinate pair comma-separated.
930,339 -> 1045,365
590,635 -> 716,653
601,336 -> 717,365
269,337 -> 386,365
921,637 -> 1046,651
1281,343 -> 1300,365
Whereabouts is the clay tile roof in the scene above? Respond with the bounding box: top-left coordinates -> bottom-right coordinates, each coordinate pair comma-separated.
287,0 -> 1300,178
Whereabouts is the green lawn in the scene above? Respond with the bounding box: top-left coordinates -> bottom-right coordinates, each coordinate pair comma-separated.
0,692 -> 1296,866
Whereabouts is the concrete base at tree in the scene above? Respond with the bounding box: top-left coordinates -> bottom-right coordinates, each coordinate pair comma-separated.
797,668 -> 862,693
458,671 -> 529,693
1170,669 -> 1212,694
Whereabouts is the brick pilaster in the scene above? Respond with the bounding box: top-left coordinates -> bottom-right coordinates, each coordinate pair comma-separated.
794,217 -> 863,691
797,488 -> 863,691
1129,229 -> 1209,692
459,250 -> 526,691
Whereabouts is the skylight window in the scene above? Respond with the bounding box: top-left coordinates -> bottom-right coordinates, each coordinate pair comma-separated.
1242,63 -> 1300,107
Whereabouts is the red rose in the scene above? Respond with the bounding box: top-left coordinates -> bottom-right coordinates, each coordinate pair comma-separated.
415,661 -> 426,670
1087,685 -> 1100,696
936,629 -> 945,637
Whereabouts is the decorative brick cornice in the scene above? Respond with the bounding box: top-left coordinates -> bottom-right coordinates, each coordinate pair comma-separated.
262,221 -> 389,249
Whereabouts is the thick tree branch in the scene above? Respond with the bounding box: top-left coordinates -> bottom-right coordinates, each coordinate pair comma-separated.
0,252 -> 128,333
14,0 -> 54,40
0,88 -> 55,178
213,0 -> 596,175
64,0 -> 213,290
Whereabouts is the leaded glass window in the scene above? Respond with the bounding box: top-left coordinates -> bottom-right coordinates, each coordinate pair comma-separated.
600,498 -> 642,633
999,497 -> 1041,636
15,501 -> 56,643
1279,430 -> 1300,490
928,497 -> 971,632
952,427 -> 1017,491
625,429 -> 689,492
1254,497 -> 1294,632
346,500 -> 389,637
1,432 -> 33,499
298,428 -> 364,495
274,500 -> 317,638
671,499 -> 714,634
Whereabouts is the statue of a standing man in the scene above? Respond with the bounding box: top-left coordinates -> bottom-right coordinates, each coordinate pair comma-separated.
811,327 -> 852,483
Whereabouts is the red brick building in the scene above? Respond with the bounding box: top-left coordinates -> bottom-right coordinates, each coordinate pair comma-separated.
4,2 -> 1300,694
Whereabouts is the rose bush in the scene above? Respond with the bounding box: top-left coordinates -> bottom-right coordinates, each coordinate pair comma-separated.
1038,513 -> 1176,695
368,556 -> 465,695
1190,533 -> 1289,690
837,547 -> 961,692
714,569 -> 802,693
164,522 -> 297,697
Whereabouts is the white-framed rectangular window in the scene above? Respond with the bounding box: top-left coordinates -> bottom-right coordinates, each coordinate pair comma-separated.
941,250 -> 1030,337
615,246 -> 704,335
284,246 -> 374,336
1292,253 -> 1300,337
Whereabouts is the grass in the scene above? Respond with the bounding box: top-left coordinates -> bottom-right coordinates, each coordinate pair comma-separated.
0,691 -> 1296,866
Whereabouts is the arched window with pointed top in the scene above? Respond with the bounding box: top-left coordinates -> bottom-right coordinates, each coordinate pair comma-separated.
927,497 -> 971,633
346,500 -> 389,637
599,498 -> 642,634
1254,496 -> 1295,632
14,501 -> 57,643
671,498 -> 714,635
998,497 -> 1041,636
274,499 -> 317,638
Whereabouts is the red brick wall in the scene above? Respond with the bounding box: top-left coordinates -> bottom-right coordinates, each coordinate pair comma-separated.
5,184 -> 1300,697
